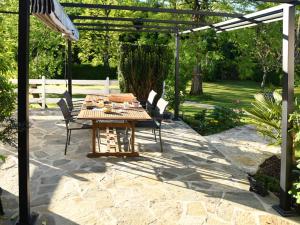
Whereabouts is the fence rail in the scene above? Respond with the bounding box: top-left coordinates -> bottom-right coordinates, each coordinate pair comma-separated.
11,76 -> 119,108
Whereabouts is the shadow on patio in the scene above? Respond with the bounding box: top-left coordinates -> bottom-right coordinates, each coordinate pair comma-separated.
0,110 -> 299,225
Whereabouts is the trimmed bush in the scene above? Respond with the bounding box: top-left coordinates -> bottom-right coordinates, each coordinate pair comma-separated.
54,64 -> 117,80
118,44 -> 172,102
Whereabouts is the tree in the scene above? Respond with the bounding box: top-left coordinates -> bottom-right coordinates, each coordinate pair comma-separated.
118,44 -> 172,101
187,0 -> 211,95
254,24 -> 281,89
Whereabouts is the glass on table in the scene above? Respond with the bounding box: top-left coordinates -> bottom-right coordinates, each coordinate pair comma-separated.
123,101 -> 130,109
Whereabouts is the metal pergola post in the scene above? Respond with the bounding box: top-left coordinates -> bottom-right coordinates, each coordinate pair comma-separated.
67,40 -> 72,96
17,0 -> 35,224
174,32 -> 180,120
273,3 -> 295,216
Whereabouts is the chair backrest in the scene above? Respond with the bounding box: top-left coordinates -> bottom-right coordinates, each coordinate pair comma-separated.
63,91 -> 73,111
155,98 -> 169,115
57,98 -> 72,124
147,90 -> 157,105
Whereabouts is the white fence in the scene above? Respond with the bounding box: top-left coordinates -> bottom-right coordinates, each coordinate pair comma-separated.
11,76 -> 119,108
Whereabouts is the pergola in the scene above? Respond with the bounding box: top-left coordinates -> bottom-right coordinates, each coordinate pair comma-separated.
1,0 -> 299,224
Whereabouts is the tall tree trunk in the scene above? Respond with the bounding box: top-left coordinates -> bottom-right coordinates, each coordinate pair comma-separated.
189,0 -> 209,95
190,56 -> 203,95
190,65 -> 203,95
261,67 -> 267,89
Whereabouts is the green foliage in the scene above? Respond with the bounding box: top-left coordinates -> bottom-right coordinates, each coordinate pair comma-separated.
0,0 -> 288,88
118,44 -> 172,101
245,91 -> 282,145
184,106 -> 243,135
0,74 -> 17,146
54,64 -> 117,80
0,75 -> 15,121
29,18 -> 66,78
253,174 -> 280,194
289,159 -> 300,204
289,101 -> 300,155
0,155 -> 5,162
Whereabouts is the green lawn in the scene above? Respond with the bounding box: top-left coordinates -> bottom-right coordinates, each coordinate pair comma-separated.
181,80 -> 262,116
182,80 -> 300,115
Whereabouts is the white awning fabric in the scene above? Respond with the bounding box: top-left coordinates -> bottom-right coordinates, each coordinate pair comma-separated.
31,0 -> 79,41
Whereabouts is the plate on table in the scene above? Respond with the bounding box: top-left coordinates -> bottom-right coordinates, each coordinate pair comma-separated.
116,109 -> 125,114
129,104 -> 142,108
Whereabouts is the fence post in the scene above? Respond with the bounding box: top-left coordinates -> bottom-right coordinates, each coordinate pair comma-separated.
41,76 -> 46,109
105,77 -> 110,94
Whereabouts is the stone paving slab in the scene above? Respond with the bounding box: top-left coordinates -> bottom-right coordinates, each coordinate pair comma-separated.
205,125 -> 281,174
0,110 -> 299,225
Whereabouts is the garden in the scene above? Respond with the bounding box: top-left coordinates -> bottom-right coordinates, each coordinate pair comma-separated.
1,0 -> 300,224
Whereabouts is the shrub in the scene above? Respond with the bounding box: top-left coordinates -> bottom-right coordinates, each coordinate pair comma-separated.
253,174 -> 280,194
184,106 -> 243,135
118,44 -> 172,102
245,91 -> 282,145
0,75 -> 17,147
289,159 -> 300,204
54,64 -> 118,80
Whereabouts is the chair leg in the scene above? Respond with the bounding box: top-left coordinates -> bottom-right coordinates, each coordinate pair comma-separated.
64,130 -> 69,155
159,128 -> 163,152
68,130 -> 72,145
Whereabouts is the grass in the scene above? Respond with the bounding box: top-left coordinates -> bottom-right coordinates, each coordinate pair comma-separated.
181,80 -> 262,121
181,80 -> 300,158
182,80 -> 300,114
182,80 -> 261,115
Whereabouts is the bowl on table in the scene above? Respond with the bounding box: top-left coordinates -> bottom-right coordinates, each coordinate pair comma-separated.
96,100 -> 104,108
103,106 -> 112,114
132,101 -> 140,108
86,101 -> 94,109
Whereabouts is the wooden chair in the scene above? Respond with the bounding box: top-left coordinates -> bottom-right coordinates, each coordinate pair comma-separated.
57,98 -> 98,155
136,98 -> 169,152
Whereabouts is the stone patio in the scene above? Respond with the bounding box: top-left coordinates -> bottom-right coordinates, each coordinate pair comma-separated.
206,125 -> 281,175
0,110 -> 299,225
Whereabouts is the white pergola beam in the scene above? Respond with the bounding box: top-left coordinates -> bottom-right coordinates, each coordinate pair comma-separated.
179,4 -> 285,35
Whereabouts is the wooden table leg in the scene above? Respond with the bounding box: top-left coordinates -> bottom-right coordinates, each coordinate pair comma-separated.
87,121 -> 139,158
130,122 -> 135,153
92,120 -> 96,154
87,120 -> 99,158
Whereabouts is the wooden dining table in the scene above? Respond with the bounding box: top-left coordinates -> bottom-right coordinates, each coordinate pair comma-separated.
77,94 -> 151,158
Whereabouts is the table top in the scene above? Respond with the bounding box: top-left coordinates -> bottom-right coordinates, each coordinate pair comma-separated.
85,93 -> 136,103
77,94 -> 151,121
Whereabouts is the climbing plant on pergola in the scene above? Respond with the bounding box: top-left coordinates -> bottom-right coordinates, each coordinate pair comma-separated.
2,0 -> 299,224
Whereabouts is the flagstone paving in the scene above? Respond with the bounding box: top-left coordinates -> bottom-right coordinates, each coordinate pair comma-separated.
0,110 -> 299,225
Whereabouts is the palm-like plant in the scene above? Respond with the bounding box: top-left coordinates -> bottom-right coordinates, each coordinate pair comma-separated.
245,91 -> 282,145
